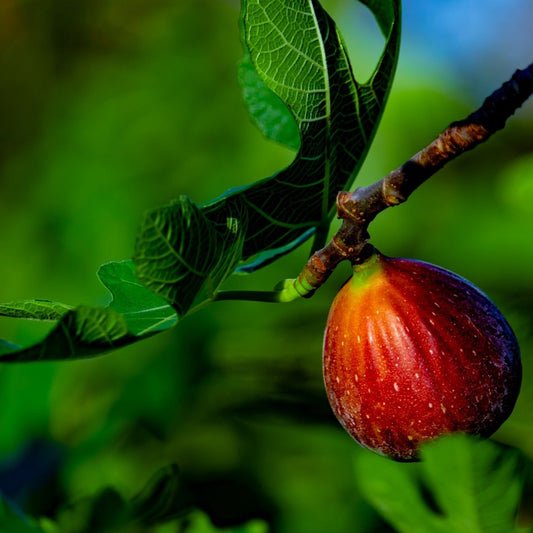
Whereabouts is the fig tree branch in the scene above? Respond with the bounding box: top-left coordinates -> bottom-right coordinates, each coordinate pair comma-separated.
290,62 -> 533,299
216,62 -> 533,304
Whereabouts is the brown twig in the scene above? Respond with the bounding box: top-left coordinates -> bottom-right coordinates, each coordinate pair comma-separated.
293,63 -> 533,298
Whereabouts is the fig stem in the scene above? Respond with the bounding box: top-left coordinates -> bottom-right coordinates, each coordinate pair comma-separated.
214,287 -> 302,303
290,62 -> 533,298
213,63 -> 533,304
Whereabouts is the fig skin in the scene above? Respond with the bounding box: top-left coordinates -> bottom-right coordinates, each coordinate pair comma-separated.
323,252 -> 521,461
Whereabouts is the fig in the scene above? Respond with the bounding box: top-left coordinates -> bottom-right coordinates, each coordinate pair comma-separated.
323,251 -> 521,461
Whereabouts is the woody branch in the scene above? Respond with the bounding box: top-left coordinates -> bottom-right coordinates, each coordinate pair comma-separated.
293,62 -> 533,298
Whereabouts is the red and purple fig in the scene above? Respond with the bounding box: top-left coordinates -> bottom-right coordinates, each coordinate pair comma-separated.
323,252 -> 521,461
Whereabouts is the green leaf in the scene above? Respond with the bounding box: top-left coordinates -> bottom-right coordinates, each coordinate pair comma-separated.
0,261 -> 177,362
223,0 -> 401,265
0,338 -> 21,352
355,434 -> 525,533
98,260 -> 177,336
0,299 -> 72,320
183,511 -> 269,533
238,51 -> 301,151
129,464 -> 190,526
2,1 -> 401,359
0,499 -> 43,532
47,465 -> 267,532
360,0 -> 395,35
0,306 -> 136,362
135,196 -> 246,316
136,0 -> 401,314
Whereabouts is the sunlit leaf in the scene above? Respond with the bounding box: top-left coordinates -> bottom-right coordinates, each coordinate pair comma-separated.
216,0 -> 400,266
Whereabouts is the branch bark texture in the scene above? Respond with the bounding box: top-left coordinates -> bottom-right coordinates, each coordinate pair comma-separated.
293,63 -> 533,298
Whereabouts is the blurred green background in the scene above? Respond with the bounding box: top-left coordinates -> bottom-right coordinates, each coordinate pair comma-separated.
0,0 -> 532,531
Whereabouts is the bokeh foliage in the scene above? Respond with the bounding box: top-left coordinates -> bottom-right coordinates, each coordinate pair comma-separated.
0,0 -> 532,531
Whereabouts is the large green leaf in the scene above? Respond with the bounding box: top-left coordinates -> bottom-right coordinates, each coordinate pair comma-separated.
1,0 -> 401,359
231,0 -> 401,263
0,261 -> 177,362
135,0 -> 401,315
355,434 -> 526,533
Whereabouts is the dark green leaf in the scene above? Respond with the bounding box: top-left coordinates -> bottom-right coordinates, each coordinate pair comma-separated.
0,306 -> 136,362
130,464 -> 191,525
234,227 -> 315,273
360,0 -> 396,35
218,0 -> 401,267
49,465 -> 221,532
355,434 -> 525,533
183,512 -> 270,533
0,339 -> 21,353
0,499 -> 43,532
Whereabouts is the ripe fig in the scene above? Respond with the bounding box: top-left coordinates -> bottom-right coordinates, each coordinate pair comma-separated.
323,251 -> 521,461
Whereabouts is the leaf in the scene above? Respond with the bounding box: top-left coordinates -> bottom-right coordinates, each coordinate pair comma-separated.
420,435 -> 525,533
2,1 -> 401,359
0,499 -> 42,532
0,339 -> 20,353
234,227 -> 315,274
219,0 -> 401,265
0,306 -> 136,362
355,434 -> 525,533
0,261 -> 177,362
183,511 -> 269,533
0,300 -> 72,321
360,0 -> 395,34
47,465 -> 267,532
238,51 -> 301,151
129,464 -> 191,526
135,196 -> 246,316
98,260 -> 177,336
136,0 -> 401,314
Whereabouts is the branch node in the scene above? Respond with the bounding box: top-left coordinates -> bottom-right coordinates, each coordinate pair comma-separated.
382,179 -> 406,206
332,234 -> 355,257
337,189 -> 368,223
336,191 -> 355,219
